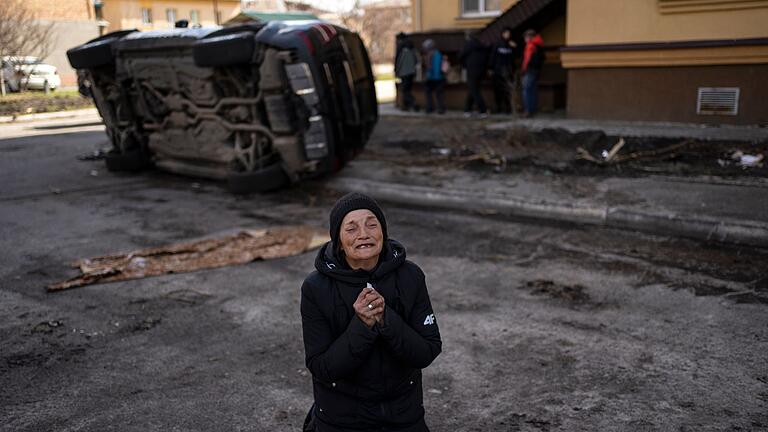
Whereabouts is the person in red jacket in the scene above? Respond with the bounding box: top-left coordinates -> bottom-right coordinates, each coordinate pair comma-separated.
521,29 -> 544,117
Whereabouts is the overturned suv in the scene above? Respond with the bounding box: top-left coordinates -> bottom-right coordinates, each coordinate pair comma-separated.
67,21 -> 377,192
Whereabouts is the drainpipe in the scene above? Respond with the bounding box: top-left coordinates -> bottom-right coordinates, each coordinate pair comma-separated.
415,0 -> 422,31
213,0 -> 220,25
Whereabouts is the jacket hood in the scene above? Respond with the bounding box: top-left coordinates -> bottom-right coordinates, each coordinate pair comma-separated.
314,239 -> 407,285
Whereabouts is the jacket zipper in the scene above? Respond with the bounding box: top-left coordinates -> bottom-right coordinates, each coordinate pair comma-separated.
371,277 -> 389,425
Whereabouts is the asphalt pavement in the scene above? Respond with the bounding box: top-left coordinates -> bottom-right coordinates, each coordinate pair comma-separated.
1,118 -> 767,431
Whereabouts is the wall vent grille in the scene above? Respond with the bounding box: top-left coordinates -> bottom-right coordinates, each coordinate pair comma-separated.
697,87 -> 740,116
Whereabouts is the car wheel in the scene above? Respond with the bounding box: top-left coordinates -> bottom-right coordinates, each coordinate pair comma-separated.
104,149 -> 151,172
67,30 -> 137,69
68,38 -> 118,69
227,163 -> 288,194
193,32 -> 256,67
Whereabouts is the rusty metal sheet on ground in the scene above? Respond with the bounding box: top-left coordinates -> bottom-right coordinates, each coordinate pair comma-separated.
48,225 -> 329,291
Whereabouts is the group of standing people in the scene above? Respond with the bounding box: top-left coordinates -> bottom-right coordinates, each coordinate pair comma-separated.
395,28 -> 545,118
395,36 -> 447,114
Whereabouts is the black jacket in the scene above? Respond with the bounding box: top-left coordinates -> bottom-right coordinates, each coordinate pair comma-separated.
459,37 -> 488,78
301,239 -> 442,431
490,38 -> 515,75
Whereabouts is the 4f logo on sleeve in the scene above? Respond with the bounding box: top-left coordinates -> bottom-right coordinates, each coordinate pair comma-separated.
423,314 -> 436,326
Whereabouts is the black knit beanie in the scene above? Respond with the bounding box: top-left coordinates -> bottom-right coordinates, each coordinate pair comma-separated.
329,192 -> 388,247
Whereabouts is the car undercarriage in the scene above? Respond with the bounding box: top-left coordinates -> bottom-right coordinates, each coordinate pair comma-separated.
68,22 -> 377,193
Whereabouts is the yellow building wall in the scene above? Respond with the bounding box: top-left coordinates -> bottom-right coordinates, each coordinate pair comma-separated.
412,0 -> 521,31
566,0 -> 768,45
103,0 -> 240,33
28,0 -> 93,20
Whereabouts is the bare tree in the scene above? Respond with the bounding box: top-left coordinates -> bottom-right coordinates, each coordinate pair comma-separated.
340,1 -> 411,65
339,0 -> 363,31
0,0 -> 54,96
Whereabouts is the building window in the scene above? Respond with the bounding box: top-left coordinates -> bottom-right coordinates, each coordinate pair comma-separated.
94,0 -> 103,20
462,0 -> 501,17
166,8 -> 178,23
141,8 -> 152,24
190,10 -> 200,25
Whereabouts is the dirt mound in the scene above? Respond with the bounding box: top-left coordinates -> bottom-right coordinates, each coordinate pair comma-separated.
364,117 -> 768,178
525,279 -> 590,303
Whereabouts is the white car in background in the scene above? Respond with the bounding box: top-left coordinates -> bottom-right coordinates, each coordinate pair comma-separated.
1,56 -> 61,92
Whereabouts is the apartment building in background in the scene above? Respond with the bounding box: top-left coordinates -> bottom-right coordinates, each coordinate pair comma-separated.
562,0 -> 768,124
407,0 -> 768,124
99,0 -> 242,33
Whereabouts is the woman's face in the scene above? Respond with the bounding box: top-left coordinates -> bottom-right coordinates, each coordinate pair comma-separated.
339,209 -> 384,269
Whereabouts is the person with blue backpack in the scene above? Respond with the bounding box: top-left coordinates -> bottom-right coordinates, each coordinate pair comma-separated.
421,39 -> 446,114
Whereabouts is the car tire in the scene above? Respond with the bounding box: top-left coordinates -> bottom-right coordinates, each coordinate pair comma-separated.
104,149 -> 151,172
68,38 -> 118,69
67,30 -> 137,69
227,163 -> 288,194
193,32 -> 256,67
4,79 -> 19,92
